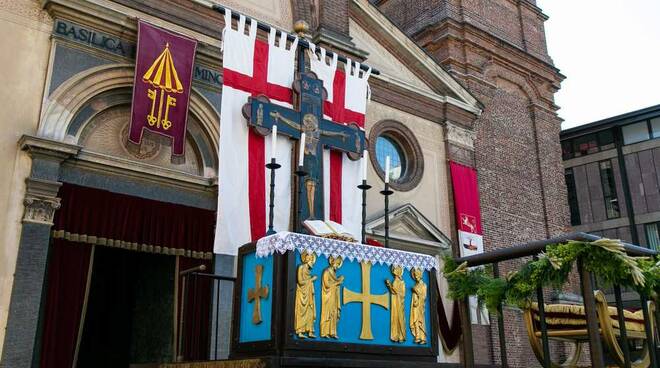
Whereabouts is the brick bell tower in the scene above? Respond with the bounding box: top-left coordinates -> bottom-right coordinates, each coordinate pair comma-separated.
375,0 -> 569,366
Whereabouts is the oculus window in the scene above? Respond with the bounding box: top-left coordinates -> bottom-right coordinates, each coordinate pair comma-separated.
375,136 -> 405,181
368,120 -> 424,191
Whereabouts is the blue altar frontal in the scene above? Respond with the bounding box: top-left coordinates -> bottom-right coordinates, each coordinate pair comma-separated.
231,232 -> 440,361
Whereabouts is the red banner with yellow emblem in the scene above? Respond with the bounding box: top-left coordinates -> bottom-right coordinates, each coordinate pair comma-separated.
129,20 -> 197,162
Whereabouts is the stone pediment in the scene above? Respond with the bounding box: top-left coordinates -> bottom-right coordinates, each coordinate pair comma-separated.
365,204 -> 452,255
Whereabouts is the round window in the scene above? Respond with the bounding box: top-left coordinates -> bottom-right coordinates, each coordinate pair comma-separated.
375,136 -> 405,180
368,120 -> 424,191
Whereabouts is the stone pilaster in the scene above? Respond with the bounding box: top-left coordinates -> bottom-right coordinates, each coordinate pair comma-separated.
0,136 -> 79,368
444,121 -> 476,167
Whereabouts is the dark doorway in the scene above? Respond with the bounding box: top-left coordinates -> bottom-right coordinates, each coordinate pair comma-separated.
76,247 -> 175,368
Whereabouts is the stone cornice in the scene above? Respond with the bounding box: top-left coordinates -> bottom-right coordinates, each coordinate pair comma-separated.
42,0 -> 222,64
19,134 -> 82,160
419,19 -> 564,84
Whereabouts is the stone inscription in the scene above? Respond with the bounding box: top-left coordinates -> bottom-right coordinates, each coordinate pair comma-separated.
53,19 -> 221,88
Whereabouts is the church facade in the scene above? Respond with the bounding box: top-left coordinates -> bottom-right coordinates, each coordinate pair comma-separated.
0,0 -> 566,367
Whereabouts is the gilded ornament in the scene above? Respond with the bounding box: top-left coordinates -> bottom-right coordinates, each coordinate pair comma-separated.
409,268 -> 427,344
343,261 -> 389,340
320,256 -> 344,338
295,251 -> 317,338
247,264 -> 269,324
385,265 -> 406,342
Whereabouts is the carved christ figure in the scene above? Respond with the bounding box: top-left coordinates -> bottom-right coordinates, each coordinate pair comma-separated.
409,268 -> 427,344
320,256 -> 344,338
295,251 -> 317,338
385,265 -> 406,342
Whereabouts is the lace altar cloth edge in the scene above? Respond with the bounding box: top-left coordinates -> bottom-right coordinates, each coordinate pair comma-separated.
255,232 -> 439,271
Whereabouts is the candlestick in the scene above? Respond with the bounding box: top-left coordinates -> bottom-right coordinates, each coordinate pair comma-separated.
294,165 -> 308,233
357,179 -> 372,244
265,157 -> 281,236
298,132 -> 306,167
271,124 -> 278,158
361,150 -> 368,181
384,155 -> 390,183
380,182 -> 394,247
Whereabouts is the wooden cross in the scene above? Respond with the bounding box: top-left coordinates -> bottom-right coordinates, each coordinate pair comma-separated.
343,261 -> 389,340
243,71 -> 366,225
247,264 -> 269,324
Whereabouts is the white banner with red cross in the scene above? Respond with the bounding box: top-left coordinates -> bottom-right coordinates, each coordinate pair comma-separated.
308,44 -> 371,239
215,10 -> 298,255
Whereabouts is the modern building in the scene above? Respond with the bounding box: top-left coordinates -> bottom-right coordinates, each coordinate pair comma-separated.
561,104 -> 660,249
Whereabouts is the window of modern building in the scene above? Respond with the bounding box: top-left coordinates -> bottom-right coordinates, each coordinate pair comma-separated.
561,129 -> 617,160
572,134 -> 598,157
564,168 -> 581,226
599,160 -> 620,219
645,222 -> 660,251
597,130 -> 615,150
622,121 -> 650,145
651,117 -> 660,139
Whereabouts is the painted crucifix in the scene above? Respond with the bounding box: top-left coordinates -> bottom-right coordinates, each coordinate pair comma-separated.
242,71 -> 365,228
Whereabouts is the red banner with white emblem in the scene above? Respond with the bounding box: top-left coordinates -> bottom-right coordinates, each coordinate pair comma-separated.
129,20 -> 197,162
449,161 -> 484,257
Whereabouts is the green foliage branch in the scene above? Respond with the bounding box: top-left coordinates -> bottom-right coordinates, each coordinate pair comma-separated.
443,239 -> 660,313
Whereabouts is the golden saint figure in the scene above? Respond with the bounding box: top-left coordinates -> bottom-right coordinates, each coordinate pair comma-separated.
320,256 -> 344,338
295,251 -> 317,338
409,268 -> 427,344
385,265 -> 406,342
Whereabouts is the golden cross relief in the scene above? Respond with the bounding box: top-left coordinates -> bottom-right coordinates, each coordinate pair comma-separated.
247,264 -> 269,324
342,261 -> 389,340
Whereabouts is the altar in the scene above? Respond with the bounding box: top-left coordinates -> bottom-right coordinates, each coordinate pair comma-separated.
230,232 -> 440,364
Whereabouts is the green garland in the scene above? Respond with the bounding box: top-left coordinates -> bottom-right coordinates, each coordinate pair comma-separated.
443,238 -> 660,313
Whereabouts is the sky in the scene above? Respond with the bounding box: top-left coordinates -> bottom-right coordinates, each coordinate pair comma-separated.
536,0 -> 660,129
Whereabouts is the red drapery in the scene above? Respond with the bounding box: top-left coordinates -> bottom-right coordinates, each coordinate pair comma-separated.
39,239 -> 93,368
40,184 -> 216,367
52,184 -> 216,259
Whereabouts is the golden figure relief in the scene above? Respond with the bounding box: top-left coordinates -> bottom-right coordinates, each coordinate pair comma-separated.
385,265 -> 406,342
343,261 -> 389,340
320,256 -> 344,338
247,264 -> 269,324
295,251 -> 317,338
409,268 -> 427,344
143,43 -> 184,130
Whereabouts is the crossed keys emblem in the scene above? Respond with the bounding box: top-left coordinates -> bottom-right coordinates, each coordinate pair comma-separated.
143,43 -> 183,130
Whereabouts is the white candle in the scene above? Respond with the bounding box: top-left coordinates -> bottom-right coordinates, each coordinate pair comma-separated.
298,132 -> 306,167
271,125 -> 278,159
361,150 -> 368,181
385,155 -> 390,183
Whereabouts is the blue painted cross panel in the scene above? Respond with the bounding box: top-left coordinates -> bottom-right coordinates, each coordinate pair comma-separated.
292,250 -> 432,347
238,251 -> 274,343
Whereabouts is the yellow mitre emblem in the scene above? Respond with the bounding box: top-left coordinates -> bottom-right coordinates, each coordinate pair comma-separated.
143,43 -> 183,130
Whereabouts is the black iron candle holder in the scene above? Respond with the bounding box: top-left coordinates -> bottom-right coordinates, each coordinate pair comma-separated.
294,165 -> 308,233
380,182 -> 393,247
357,180 -> 372,244
265,158 -> 282,236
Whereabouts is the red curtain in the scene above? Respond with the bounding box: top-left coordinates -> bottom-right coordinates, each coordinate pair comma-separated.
39,239 -> 92,368
177,257 -> 213,361
53,184 -> 216,257
40,184 -> 216,366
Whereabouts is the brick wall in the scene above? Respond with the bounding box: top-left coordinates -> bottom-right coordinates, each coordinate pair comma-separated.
377,0 -> 569,366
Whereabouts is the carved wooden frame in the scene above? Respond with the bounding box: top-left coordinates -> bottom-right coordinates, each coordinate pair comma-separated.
368,120 -> 424,192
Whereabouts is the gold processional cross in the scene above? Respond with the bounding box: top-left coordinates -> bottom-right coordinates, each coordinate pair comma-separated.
247,264 -> 269,324
342,261 -> 389,340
